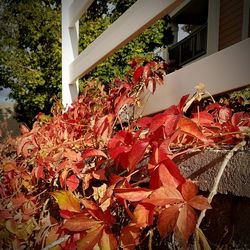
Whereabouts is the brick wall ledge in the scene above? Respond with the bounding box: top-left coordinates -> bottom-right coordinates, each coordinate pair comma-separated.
174,147 -> 250,198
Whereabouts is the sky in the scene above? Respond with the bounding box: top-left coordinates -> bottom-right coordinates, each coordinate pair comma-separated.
0,88 -> 14,103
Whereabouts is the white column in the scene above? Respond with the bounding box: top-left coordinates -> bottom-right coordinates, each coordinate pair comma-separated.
207,0 -> 220,55
62,0 -> 79,109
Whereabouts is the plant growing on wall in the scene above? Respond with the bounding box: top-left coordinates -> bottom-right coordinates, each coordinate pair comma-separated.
0,59 -> 249,249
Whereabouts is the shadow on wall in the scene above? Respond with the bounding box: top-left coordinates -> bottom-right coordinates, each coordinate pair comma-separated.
0,103 -> 20,140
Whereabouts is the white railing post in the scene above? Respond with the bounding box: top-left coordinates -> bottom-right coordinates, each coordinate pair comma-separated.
62,0 -> 79,108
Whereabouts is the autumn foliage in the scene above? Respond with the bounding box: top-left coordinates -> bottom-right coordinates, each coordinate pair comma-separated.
0,59 -> 249,249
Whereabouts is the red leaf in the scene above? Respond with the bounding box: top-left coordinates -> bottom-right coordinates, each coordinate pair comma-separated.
176,204 -> 197,245
133,203 -> 154,228
62,213 -> 101,232
162,158 -> 186,186
144,186 -> 183,206
120,224 -> 141,250
81,149 -> 107,159
150,163 -> 181,189
33,164 -> 44,180
231,112 -> 245,126
133,66 -> 144,84
81,199 -> 110,223
149,113 -> 171,134
137,116 -> 153,129
0,210 -> 12,219
66,175 -> 80,192
94,114 -> 114,142
163,114 -> 180,137
92,169 -> 107,181
52,191 -> 81,213
115,188 -> 152,202
157,206 -> 180,239
177,117 -> 209,142
181,180 -> 198,201
12,194 -> 28,209
77,224 -> 104,250
178,95 -> 189,113
232,112 -> 250,127
60,210 -> 73,219
188,195 -> 211,210
126,139 -> 149,171
192,111 -> 214,125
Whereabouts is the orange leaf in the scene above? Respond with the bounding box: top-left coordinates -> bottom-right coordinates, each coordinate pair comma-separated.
77,224 -> 103,250
115,188 -> 152,202
177,117 -> 209,142
144,186 -> 183,206
120,224 -> 141,250
133,203 -> 154,228
63,213 -> 101,232
81,149 -> 107,159
12,194 -> 28,209
157,206 -> 179,239
52,191 -> 80,213
188,195 -> 211,210
176,204 -> 197,245
181,180 -> 198,201
99,227 -> 117,250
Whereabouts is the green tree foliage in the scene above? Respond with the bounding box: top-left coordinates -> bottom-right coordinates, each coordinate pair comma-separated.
0,0 -> 169,125
0,0 -> 61,124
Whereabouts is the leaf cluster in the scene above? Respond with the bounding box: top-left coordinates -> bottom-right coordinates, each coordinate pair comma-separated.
0,59 -> 249,249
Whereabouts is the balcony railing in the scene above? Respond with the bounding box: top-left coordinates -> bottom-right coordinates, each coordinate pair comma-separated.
168,24 -> 207,67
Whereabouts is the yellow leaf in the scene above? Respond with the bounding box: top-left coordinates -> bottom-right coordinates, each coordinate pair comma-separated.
194,228 -> 211,250
52,191 -> 81,213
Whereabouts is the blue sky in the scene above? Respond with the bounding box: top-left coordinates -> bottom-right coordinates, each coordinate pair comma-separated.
0,88 -> 14,103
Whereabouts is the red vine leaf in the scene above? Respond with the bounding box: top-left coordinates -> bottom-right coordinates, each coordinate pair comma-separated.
181,180 -> 198,201
144,186 -> 183,206
62,212 -> 101,232
81,149 -> 107,159
115,188 -> 152,202
150,163 -> 182,189
77,224 -> 104,250
99,227 -> 117,250
176,204 -> 197,246
133,203 -> 154,228
120,224 -> 141,250
157,206 -> 180,239
66,175 -> 79,192
177,117 -> 209,142
188,195 -> 211,210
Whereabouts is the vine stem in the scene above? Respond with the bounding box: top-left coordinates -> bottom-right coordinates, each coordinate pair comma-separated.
196,140 -> 246,228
